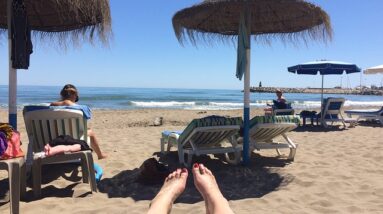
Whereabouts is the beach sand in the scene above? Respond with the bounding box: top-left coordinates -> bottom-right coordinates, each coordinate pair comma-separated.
1,108 -> 383,213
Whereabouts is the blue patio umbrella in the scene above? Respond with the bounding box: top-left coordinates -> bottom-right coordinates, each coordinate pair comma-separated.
288,60 -> 361,123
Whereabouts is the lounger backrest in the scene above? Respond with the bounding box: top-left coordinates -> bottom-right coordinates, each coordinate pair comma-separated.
179,116 -> 242,148
273,108 -> 295,116
322,97 -> 345,119
23,108 -> 88,152
249,115 -> 299,142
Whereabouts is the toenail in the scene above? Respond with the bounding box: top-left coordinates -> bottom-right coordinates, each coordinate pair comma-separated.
193,163 -> 199,168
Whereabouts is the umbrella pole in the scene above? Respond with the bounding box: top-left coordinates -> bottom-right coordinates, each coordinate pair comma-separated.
8,0 -> 17,129
242,10 -> 251,166
320,74 -> 324,126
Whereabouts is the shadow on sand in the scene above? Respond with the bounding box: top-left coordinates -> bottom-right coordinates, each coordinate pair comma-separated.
356,120 -> 382,128
0,163 -> 92,202
293,124 -> 347,132
97,152 -> 294,203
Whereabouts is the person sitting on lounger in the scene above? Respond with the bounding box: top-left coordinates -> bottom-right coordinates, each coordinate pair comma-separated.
264,89 -> 287,115
148,163 -> 234,214
50,84 -> 107,159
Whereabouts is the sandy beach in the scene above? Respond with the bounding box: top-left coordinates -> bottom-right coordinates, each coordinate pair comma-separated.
1,108 -> 382,213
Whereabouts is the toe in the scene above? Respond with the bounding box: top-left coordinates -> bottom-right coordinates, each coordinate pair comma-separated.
199,164 -> 206,174
180,168 -> 188,179
192,163 -> 200,176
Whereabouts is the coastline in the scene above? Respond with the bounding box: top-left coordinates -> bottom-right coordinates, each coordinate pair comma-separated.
250,86 -> 383,96
1,108 -> 383,213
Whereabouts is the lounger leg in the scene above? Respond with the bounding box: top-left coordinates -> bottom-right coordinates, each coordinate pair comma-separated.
160,138 -> 166,154
85,152 -> 97,193
20,159 -> 26,200
225,136 -> 241,164
225,151 -> 241,165
276,148 -> 282,156
166,141 -> 172,153
8,161 -> 20,214
186,154 -> 193,168
81,155 -> 89,184
178,149 -> 185,166
282,134 -> 297,160
32,159 -> 42,198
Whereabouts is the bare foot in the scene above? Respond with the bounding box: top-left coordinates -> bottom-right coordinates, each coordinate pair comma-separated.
148,168 -> 188,214
192,163 -> 234,214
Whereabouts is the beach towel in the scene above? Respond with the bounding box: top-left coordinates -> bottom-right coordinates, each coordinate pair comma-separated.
49,135 -> 92,151
11,0 -> 33,69
23,105 -> 92,120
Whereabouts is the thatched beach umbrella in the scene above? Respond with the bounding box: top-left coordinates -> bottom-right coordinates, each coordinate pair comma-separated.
173,0 -> 332,165
0,0 -> 112,129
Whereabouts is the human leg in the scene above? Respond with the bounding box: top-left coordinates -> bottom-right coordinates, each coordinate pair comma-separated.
192,163 -> 234,214
44,144 -> 81,156
88,129 -> 107,159
148,168 -> 188,214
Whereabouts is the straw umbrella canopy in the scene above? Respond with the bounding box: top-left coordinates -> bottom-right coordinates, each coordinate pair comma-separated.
172,0 -> 332,165
0,0 -> 112,46
0,0 -> 112,129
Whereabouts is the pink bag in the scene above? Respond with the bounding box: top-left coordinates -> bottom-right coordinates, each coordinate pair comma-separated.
0,130 -> 24,159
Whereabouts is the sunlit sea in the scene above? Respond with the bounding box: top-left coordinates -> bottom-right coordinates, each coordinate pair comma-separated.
0,85 -> 382,110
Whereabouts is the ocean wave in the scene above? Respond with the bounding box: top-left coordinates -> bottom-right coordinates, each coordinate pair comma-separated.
344,100 -> 383,107
292,101 -> 321,109
129,101 -> 196,108
0,100 -> 382,111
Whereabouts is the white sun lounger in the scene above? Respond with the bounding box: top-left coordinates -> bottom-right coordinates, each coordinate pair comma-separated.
161,116 -> 242,167
345,107 -> 383,124
241,115 -> 300,160
317,97 -> 348,128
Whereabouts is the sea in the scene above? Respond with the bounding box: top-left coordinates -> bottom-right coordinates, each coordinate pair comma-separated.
0,85 -> 382,110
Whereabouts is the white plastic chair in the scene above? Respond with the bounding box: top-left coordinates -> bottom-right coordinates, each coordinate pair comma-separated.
0,157 -> 26,214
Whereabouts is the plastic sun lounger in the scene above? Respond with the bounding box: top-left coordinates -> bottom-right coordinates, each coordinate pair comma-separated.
317,97 -> 348,128
345,107 -> 383,124
23,107 -> 97,198
243,115 -> 300,161
161,116 -> 242,167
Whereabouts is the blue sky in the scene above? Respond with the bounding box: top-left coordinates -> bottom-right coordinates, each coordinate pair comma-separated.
1,0 -> 382,89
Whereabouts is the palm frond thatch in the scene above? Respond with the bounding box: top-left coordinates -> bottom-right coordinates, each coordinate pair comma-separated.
172,0 -> 332,46
0,0 -> 112,47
